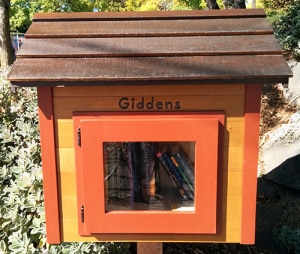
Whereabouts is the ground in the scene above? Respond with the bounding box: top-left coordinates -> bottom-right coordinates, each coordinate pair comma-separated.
260,84 -> 297,138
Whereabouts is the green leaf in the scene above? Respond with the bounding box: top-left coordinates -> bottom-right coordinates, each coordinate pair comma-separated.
0,240 -> 7,252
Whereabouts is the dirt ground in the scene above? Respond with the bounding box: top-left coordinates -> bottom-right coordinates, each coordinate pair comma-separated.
260,84 -> 297,138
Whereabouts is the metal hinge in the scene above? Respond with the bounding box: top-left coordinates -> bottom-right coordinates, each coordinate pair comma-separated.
80,205 -> 84,223
77,128 -> 81,147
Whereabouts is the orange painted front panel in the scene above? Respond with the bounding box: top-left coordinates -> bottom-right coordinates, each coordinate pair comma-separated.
48,84 -> 258,243
74,112 -> 224,235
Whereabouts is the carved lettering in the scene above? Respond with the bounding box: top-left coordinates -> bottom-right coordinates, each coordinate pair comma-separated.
118,97 -> 181,110
119,97 -> 129,109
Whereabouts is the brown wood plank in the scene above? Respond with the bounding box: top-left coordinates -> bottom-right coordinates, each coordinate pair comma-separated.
37,87 -> 61,244
8,55 -> 292,85
52,84 -> 245,97
137,243 -> 162,254
25,18 -> 273,38
32,9 -> 266,22
53,95 -> 244,122
17,35 -> 283,58
60,218 -> 240,242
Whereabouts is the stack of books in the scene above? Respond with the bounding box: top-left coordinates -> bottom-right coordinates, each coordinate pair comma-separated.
104,142 -> 195,210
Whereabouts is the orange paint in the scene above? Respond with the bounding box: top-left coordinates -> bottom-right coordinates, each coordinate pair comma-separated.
37,87 -> 61,243
73,112 -> 224,235
240,84 -> 262,244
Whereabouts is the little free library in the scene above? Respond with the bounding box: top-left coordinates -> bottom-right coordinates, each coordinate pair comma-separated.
9,9 -> 292,246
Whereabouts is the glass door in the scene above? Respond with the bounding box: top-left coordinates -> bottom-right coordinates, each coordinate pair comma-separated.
73,112 -> 224,235
104,141 -> 195,212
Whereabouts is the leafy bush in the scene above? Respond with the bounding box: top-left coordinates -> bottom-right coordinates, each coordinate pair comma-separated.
0,66 -> 130,253
274,226 -> 300,253
266,0 -> 300,60
0,66 -> 44,253
262,0 -> 293,14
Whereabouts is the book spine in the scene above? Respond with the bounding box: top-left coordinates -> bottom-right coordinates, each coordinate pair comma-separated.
174,152 -> 195,189
104,142 -> 118,199
156,151 -> 188,200
170,156 -> 194,194
116,143 -> 131,199
162,152 -> 194,200
138,142 -> 156,203
127,142 -> 141,202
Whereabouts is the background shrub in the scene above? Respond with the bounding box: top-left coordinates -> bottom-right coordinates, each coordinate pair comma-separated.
274,226 -> 300,253
264,0 -> 300,60
0,66 -> 130,253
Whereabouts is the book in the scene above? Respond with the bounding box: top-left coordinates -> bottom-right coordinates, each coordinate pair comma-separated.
156,151 -> 188,200
127,142 -> 142,202
162,151 -> 194,200
104,142 -> 118,200
170,155 -> 194,193
138,142 -> 156,203
172,145 -> 195,191
116,143 -> 131,200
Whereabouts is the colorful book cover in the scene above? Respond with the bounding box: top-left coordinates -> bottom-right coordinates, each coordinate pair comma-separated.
138,142 -> 156,203
172,144 -> 195,191
170,155 -> 194,193
156,151 -> 188,200
162,151 -> 194,200
127,142 -> 141,202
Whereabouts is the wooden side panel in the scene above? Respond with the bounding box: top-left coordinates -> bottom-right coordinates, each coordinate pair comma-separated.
52,84 -> 246,243
37,87 -> 61,243
240,84 -> 262,244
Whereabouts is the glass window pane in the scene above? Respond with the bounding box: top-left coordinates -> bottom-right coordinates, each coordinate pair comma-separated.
104,142 -> 195,212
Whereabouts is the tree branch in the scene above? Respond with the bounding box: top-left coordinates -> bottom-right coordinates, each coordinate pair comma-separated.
205,0 -> 220,9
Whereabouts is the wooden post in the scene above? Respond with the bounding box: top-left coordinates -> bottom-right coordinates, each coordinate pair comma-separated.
137,242 -> 163,254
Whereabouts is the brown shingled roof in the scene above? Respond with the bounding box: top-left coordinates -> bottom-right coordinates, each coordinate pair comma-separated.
8,9 -> 292,86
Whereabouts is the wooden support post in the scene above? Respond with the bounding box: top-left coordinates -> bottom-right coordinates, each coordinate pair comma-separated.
137,242 -> 163,254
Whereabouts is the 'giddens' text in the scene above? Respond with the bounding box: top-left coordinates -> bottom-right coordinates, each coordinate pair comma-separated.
118,97 -> 181,110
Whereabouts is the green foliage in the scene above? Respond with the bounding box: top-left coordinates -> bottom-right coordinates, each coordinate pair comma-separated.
178,0 -> 202,9
262,0 -> 295,27
10,0 -> 124,32
9,0 -> 229,32
262,0 -> 293,14
0,66 -> 45,253
0,66 -> 131,253
10,0 -> 93,32
270,0 -> 300,60
123,0 -> 191,11
274,226 -> 300,253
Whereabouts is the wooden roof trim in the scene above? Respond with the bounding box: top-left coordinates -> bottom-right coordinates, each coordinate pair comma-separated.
32,9 -> 266,22
8,55 -> 292,85
9,10 -> 292,87
25,30 -> 274,39
25,18 -> 274,39
17,35 -> 284,58
8,77 -> 291,87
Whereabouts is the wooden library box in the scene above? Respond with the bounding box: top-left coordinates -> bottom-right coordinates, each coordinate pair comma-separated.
8,9 -> 292,245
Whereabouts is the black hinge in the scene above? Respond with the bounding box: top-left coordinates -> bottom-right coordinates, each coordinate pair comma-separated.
77,128 -> 81,147
80,205 -> 84,223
